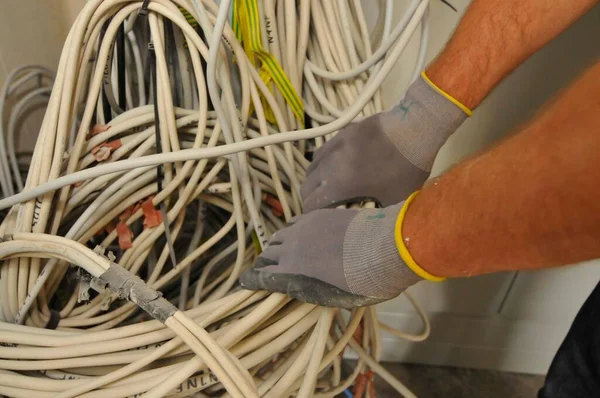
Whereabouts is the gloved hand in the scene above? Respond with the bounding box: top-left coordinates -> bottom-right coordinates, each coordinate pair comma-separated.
301,73 -> 471,212
239,194 -> 444,308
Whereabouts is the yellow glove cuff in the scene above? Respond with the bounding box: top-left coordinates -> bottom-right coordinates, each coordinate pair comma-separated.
421,72 -> 473,117
394,191 -> 446,282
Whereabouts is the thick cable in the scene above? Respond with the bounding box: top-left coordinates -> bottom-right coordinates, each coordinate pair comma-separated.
0,1 -> 431,396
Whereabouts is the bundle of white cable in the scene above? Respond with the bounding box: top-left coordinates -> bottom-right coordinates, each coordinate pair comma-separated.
0,0 -> 430,397
0,66 -> 54,199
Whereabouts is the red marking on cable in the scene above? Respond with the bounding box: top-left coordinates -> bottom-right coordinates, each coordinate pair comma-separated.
116,221 -> 133,249
353,373 -> 367,398
366,370 -> 375,398
91,139 -> 122,161
103,139 -> 122,150
91,142 -> 109,161
142,197 -> 162,228
87,124 -> 110,140
264,193 -> 284,217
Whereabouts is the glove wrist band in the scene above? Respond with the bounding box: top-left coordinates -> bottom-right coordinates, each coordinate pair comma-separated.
421,71 -> 473,117
394,191 -> 446,282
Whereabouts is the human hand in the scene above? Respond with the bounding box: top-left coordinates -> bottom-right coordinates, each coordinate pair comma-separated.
301,74 -> 470,212
239,198 -> 440,308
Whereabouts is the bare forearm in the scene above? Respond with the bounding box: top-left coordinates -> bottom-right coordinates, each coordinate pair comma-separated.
426,0 -> 598,109
403,61 -> 600,278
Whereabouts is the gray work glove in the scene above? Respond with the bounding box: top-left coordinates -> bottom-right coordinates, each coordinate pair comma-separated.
239,200 -> 443,308
301,74 -> 470,212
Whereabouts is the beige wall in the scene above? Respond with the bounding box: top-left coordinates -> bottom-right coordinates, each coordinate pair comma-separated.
0,1 -> 74,150
57,0 -> 86,34
0,2 -> 68,86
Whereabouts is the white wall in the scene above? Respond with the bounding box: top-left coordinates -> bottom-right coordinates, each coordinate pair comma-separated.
0,3 -> 66,84
0,1 -> 75,151
370,0 -> 600,374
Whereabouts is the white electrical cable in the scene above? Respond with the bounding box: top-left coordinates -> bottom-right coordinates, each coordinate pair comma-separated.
0,0 -> 429,211
0,0 -> 432,396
